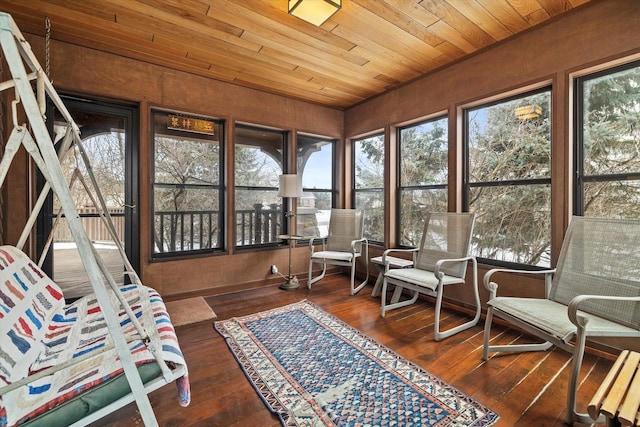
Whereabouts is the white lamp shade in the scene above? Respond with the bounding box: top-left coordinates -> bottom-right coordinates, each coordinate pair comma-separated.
278,174 -> 303,198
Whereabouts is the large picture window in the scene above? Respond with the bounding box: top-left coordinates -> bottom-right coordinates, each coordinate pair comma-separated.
353,133 -> 384,243
297,135 -> 335,237
235,124 -> 286,248
152,111 -> 224,257
397,116 -> 448,246
464,88 -> 552,267
575,61 -> 640,219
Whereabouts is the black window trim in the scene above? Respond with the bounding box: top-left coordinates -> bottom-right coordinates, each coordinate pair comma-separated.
151,109 -> 226,259
462,86 -> 552,271
573,59 -> 640,216
395,114 -> 449,248
352,132 -> 385,245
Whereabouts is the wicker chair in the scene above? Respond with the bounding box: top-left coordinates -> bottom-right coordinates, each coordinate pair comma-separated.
482,216 -> 640,425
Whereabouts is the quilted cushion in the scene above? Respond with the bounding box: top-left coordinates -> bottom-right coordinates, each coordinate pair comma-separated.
0,246 -> 190,427
0,246 -> 66,387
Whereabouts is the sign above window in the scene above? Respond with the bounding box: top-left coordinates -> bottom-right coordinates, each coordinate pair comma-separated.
168,114 -> 215,135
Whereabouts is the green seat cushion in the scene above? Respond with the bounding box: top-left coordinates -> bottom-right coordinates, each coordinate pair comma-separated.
20,363 -> 161,427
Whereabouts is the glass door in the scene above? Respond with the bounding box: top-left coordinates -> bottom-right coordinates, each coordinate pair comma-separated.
39,96 -> 139,299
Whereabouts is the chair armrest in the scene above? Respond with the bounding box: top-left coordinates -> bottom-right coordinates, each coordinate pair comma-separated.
483,267 -> 556,300
568,294 -> 640,329
381,247 -> 417,269
308,236 -> 325,255
382,247 -> 418,257
433,255 -> 475,279
350,237 -> 368,254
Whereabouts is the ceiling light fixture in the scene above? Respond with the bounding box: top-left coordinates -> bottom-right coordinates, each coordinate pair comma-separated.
288,0 -> 342,26
515,104 -> 542,120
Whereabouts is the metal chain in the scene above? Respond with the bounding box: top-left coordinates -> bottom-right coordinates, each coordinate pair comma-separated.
45,16 -> 51,76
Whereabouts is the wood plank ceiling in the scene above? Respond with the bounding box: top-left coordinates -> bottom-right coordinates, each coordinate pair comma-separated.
1,0 -> 594,109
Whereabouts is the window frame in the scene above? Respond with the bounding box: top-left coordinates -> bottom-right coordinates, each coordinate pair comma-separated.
151,109 -> 225,259
296,134 -> 337,239
573,59 -> 640,217
234,123 -> 289,250
352,132 -> 385,245
396,114 -> 449,248
462,86 -> 552,269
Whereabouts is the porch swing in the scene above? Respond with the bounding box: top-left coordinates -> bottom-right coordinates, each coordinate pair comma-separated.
0,12 -> 189,427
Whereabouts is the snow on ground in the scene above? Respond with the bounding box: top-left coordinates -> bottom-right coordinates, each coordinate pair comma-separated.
54,241 -> 119,250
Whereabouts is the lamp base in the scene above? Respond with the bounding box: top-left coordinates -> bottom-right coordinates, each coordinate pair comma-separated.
279,275 -> 300,291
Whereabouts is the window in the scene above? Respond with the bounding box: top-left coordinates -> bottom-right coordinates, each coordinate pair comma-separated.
464,88 -> 552,267
397,116 -> 448,246
235,124 -> 286,248
296,135 -> 335,237
353,133 -> 384,243
152,111 -> 224,257
575,61 -> 640,219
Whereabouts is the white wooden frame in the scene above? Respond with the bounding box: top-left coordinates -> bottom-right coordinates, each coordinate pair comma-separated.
0,12 -> 177,426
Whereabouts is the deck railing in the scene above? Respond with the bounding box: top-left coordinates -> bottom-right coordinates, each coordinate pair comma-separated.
53,207 -> 124,243
55,206 -> 285,253
153,204 -> 283,253
235,204 -> 282,246
154,209 -> 220,253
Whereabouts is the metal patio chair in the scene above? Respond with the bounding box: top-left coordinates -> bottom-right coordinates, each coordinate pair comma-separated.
482,216 -> 640,425
380,212 -> 480,341
308,209 -> 369,295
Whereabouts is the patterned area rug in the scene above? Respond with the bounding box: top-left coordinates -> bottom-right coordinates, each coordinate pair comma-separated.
214,300 -> 498,426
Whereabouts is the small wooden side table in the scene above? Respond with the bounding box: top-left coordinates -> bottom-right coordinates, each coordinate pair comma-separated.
588,350 -> 640,426
370,255 -> 413,298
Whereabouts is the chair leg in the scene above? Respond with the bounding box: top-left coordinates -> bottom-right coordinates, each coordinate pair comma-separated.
308,259 -> 326,289
434,260 -> 482,341
482,307 -> 494,361
433,290 -> 478,341
381,284 -> 419,317
350,245 -> 369,295
565,326 -> 598,425
483,308 -> 554,357
350,260 -> 368,295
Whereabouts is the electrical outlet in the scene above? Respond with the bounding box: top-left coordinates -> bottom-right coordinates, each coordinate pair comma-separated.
271,265 -> 278,274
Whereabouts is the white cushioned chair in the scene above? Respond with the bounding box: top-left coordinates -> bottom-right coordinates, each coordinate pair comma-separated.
380,212 -> 480,341
308,209 -> 369,295
482,216 -> 640,425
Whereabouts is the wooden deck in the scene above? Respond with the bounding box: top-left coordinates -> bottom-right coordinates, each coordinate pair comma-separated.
91,275 -> 613,427
54,245 -> 125,299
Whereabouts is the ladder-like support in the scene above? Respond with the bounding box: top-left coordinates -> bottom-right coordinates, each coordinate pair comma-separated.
0,12 -> 161,426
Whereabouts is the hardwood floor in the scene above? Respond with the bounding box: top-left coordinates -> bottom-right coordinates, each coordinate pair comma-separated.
92,275 -> 613,426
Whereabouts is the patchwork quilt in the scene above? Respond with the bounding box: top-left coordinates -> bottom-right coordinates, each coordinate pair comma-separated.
0,246 -> 190,426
